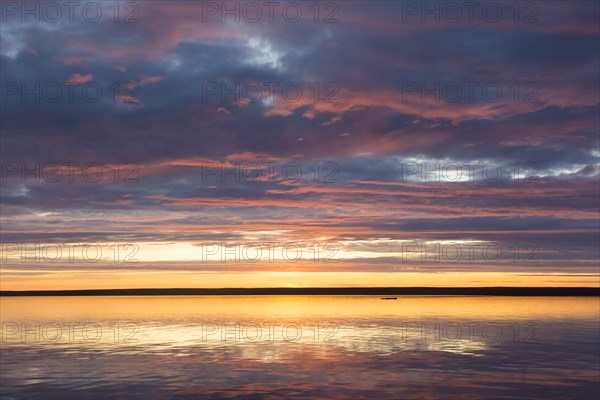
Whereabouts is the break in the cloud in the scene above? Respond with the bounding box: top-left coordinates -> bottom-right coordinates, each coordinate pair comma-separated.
0,1 -> 598,289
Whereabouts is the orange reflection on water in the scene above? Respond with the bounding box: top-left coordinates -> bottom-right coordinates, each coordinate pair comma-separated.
1,296 -> 599,399
2,295 -> 598,321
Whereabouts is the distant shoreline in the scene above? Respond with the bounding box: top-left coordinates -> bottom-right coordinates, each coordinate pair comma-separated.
1,287 -> 598,296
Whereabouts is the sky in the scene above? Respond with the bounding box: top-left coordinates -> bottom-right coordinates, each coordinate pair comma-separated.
0,0 -> 599,290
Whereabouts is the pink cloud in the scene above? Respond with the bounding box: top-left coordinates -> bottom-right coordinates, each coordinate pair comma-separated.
140,76 -> 163,85
66,73 -> 93,84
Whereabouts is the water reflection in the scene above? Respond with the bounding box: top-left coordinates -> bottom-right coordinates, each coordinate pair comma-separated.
1,296 -> 599,399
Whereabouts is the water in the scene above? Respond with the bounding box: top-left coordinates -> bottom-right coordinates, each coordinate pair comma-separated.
1,296 -> 599,399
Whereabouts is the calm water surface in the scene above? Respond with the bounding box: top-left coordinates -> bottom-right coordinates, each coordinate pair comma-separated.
1,296 -> 599,399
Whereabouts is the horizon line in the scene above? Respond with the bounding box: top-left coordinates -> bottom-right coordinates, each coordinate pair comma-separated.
1,287 -> 599,297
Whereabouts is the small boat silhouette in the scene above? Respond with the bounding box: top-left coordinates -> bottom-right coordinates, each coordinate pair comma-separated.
380,297 -> 397,300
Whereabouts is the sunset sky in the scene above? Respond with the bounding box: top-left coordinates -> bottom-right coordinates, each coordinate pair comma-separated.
1,1 -> 599,290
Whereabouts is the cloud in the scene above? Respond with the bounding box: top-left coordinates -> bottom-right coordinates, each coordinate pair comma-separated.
1,1 -> 598,284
